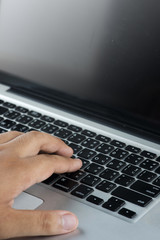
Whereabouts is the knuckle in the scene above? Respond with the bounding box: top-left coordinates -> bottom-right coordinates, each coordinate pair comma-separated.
28,130 -> 41,138
56,137 -> 66,146
54,136 -> 63,143
10,130 -> 21,135
28,131 -> 51,141
40,212 -> 55,234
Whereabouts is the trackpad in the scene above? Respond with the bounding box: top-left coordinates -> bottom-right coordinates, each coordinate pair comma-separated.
13,192 -> 43,210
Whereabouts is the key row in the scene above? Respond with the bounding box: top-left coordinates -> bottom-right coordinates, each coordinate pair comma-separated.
0,104 -> 159,161
66,165 -> 160,188
44,172 -> 160,202
42,175 -> 160,219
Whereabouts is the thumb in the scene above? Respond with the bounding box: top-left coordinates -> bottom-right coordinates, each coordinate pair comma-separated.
1,208 -> 79,239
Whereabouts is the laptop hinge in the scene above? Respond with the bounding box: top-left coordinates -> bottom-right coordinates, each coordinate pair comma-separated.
7,86 -> 160,145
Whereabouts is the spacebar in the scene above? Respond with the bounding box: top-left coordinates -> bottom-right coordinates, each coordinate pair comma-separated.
112,186 -> 152,207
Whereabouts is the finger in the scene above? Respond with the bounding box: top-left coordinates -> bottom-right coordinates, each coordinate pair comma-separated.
0,131 -> 23,144
16,154 -> 82,191
3,131 -> 73,158
1,209 -> 79,239
0,155 -> 82,202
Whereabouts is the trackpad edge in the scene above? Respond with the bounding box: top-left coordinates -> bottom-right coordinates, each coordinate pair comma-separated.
13,192 -> 43,210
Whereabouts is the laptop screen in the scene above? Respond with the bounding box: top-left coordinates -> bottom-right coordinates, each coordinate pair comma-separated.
0,0 -> 160,139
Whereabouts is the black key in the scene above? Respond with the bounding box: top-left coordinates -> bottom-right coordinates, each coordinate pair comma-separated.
71,184 -> 93,198
122,164 -> 141,176
0,119 -> 16,129
92,154 -> 111,165
41,124 -> 59,134
11,124 -> 29,132
66,170 -> 86,181
0,100 -> 4,104
155,167 -> 160,174
68,133 -> 86,144
85,163 -> 104,175
102,197 -> 125,212
114,174 -> 134,187
131,180 -> 160,198
0,117 -> 4,122
63,140 -> 69,145
3,102 -> 16,108
81,129 -> 96,138
112,186 -> 152,207
27,128 -> 38,132
41,115 -> 54,122
69,143 -> 82,154
137,170 -> 157,182
28,119 -> 46,129
53,177 -> 78,192
0,106 -> 8,115
100,168 -> 119,181
107,159 -> 126,171
96,143 -> 114,154
54,128 -> 72,139
87,195 -> 104,205
54,120 -> 68,128
78,148 -> 96,160
125,154 -> 144,165
140,150 -> 156,159
96,180 -> 116,193
156,156 -> 160,163
28,110 -> 42,118
110,148 -> 128,159
125,145 -> 141,154
110,140 -> 126,148
81,138 -> 100,149
95,134 -> 111,143
43,174 -> 59,185
16,115 -> 33,124
4,110 -> 20,119
140,159 -> 159,171
153,177 -> 160,187
0,128 -> 7,133
15,106 -> 28,113
68,124 -> 82,132
80,159 -> 90,169
81,174 -> 101,186
118,208 -> 136,219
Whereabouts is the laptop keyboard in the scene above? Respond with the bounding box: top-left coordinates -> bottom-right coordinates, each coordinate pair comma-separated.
0,99 -> 160,222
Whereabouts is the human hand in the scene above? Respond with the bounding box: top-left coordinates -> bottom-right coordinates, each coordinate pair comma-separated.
0,131 -> 82,239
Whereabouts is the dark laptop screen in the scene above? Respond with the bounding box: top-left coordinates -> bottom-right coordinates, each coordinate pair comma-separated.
0,0 -> 160,139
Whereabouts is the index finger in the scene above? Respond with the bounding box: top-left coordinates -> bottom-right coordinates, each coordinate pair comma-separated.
3,131 -> 73,158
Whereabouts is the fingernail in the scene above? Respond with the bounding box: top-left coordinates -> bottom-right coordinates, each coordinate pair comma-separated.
74,158 -> 82,167
67,146 -> 74,154
78,159 -> 83,164
62,214 -> 78,230
68,146 -> 73,151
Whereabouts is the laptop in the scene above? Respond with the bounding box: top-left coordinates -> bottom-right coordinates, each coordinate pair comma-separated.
0,0 -> 160,239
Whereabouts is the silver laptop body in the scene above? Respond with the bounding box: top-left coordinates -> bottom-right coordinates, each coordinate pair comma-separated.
0,0 -> 160,240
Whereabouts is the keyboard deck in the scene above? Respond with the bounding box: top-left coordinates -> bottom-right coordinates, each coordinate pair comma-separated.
0,99 -> 160,222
